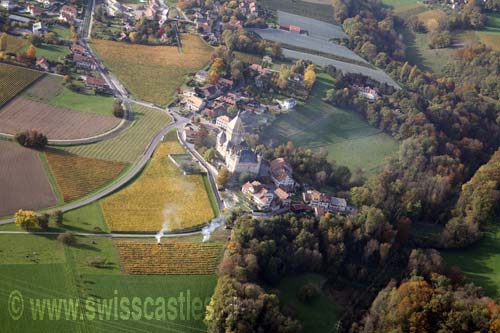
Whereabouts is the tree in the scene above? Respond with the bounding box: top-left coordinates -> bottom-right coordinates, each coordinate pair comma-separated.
53,210 -> 63,226
44,32 -> 55,44
113,99 -> 124,118
15,130 -> 48,149
211,57 -> 225,74
208,70 -> 219,85
27,44 -> 36,59
58,232 -> 76,245
15,210 -> 38,231
0,32 -> 7,51
204,148 -> 215,162
216,168 -> 231,188
63,75 -> 72,84
37,213 -> 50,230
304,64 -> 316,90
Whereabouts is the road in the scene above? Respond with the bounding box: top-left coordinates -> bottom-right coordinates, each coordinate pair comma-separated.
0,230 -> 201,238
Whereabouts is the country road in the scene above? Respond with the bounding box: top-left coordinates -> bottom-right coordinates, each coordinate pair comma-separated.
0,230 -> 201,238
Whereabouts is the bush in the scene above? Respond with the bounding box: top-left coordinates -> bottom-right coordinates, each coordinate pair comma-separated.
15,130 -> 48,149
53,210 -> 63,226
113,99 -> 124,118
88,257 -> 110,268
14,210 -> 38,231
57,232 -> 75,245
297,283 -> 319,304
37,213 -> 50,230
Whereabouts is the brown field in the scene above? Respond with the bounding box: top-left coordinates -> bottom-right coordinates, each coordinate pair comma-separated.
45,149 -> 128,202
4,34 -> 28,53
115,241 -> 223,275
91,34 -> 213,105
478,32 -> 500,51
0,63 -> 43,107
23,74 -> 63,98
0,98 -> 120,140
417,9 -> 447,31
0,141 -> 57,217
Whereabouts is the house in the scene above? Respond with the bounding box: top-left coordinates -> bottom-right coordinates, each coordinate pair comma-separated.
106,0 -> 123,17
195,70 -> 209,83
274,187 -> 291,207
270,157 -> 295,191
216,115 -> 230,130
183,124 -> 201,144
32,22 -> 48,35
71,44 -> 86,55
217,78 -> 233,90
278,98 -> 297,110
36,57 -> 50,71
302,190 -> 349,216
84,76 -> 109,92
8,15 -> 32,23
196,84 -> 219,99
203,102 -> 225,118
73,54 -> 96,70
185,95 -> 205,112
262,55 -> 272,64
242,181 -> 274,210
37,0 -> 55,7
216,94 -> 237,107
27,4 -> 44,16
60,5 -> 77,23
358,87 -> 379,101
1,0 -> 14,10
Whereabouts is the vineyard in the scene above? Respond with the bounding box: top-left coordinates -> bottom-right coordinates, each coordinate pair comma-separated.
115,241 -> 222,274
100,131 -> 216,232
63,103 -> 172,162
45,149 -> 128,202
0,63 -> 43,107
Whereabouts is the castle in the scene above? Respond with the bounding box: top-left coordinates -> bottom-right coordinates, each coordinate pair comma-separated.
216,112 -> 262,174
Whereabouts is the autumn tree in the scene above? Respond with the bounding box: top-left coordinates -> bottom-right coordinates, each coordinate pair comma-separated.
304,64 -> 317,90
15,210 -> 38,231
0,33 -> 7,51
27,44 -> 36,59
210,57 -> 225,75
216,168 -> 231,188
208,70 -> 219,84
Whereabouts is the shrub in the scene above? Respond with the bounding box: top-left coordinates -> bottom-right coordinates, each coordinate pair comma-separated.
14,210 -> 38,231
15,130 -> 48,149
297,283 -> 319,304
57,232 -> 75,245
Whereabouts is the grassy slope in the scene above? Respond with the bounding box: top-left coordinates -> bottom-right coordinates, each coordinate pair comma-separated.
100,131 -> 216,232
22,43 -> 70,62
263,73 -> 398,175
51,25 -> 72,40
477,13 -> 500,51
91,34 -> 213,106
63,103 -> 172,163
443,224 -> 500,301
277,273 -> 343,333
23,75 -> 115,116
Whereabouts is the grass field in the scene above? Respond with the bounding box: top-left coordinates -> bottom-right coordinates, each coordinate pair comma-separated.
277,274 -> 343,333
443,225 -> 500,301
21,43 -> 70,62
3,34 -> 28,53
23,75 -> 115,116
381,0 -> 428,18
63,103 -> 172,162
261,0 -> 336,24
477,13 -> 500,51
100,131 -> 216,232
0,63 -> 43,107
50,25 -> 71,40
91,34 -> 213,105
0,232 -> 218,332
417,9 -> 447,31
45,149 -> 128,202
262,73 -> 398,175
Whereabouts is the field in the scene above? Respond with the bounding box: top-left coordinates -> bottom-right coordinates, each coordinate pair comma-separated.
23,75 -> 115,116
250,28 -> 367,64
22,43 -> 70,62
261,0 -> 336,23
283,49 -> 400,88
0,63 -> 43,107
115,241 -> 223,274
50,25 -> 72,40
0,233 -> 217,332
477,13 -> 500,51
262,73 -> 399,175
443,225 -> 500,301
0,97 -> 121,140
0,141 -> 57,217
63,103 -> 172,162
381,0 -> 428,18
45,149 -> 128,202
277,274 -> 343,333
100,131 -> 216,232
3,34 -> 28,53
91,34 -> 213,105
277,10 -> 347,40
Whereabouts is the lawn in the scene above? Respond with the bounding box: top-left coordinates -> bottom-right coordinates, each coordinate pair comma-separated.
21,43 -> 70,62
0,63 -> 43,107
262,73 -> 399,175
261,0 -> 336,24
91,34 -> 213,105
23,75 -> 115,116
63,103 -> 172,162
45,149 -> 128,202
381,0 -> 428,19
100,131 -> 217,232
417,9 -> 447,31
50,25 -> 72,40
277,273 -> 343,333
477,13 -> 500,51
442,224 -> 500,301
3,34 -> 28,53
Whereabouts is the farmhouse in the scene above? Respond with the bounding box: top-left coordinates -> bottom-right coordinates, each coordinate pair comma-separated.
185,95 -> 206,112
60,5 -> 77,23
216,112 -> 262,174
269,157 -> 295,192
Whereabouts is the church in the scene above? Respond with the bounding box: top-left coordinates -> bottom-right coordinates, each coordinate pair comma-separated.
216,112 -> 262,174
